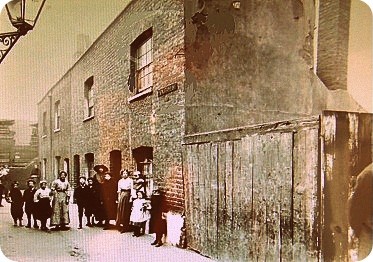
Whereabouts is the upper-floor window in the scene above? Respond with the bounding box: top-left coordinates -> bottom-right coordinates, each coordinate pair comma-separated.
84,76 -> 94,119
54,100 -> 60,131
42,111 -> 47,136
129,28 -> 153,95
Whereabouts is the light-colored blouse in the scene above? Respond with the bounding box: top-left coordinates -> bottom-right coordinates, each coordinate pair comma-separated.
34,188 -> 52,202
117,177 -> 133,192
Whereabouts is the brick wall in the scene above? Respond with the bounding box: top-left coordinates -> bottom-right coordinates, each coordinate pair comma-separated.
39,0 -> 186,213
317,0 -> 351,90
38,71 -> 72,183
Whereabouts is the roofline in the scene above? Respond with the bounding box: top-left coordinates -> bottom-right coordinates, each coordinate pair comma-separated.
38,0 -> 136,105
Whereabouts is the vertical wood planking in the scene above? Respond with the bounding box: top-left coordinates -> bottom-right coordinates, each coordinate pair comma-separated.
210,143 -> 219,259
216,141 -> 226,259
293,129 -> 307,259
279,132 -> 294,261
264,132 -> 281,261
224,141 -> 234,261
182,117 -> 325,261
184,144 -> 195,250
305,128 -> 320,257
191,144 -> 200,251
251,134 -> 268,261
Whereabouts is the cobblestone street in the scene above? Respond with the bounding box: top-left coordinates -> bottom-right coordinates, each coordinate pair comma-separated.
0,201 -> 212,262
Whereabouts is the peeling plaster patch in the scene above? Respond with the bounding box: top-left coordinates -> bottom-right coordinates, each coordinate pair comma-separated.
324,115 -> 336,144
348,113 -> 359,150
292,0 -> 304,19
326,153 -> 334,181
166,212 -> 184,245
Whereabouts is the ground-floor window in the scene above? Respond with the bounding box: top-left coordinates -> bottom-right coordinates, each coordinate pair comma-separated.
132,146 -> 153,198
110,150 -> 122,181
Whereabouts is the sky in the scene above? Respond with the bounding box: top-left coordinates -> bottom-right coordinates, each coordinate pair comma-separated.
0,0 -> 130,122
0,0 -> 371,124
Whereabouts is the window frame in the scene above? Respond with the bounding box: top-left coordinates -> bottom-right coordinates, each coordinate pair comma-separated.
54,100 -> 61,131
84,76 -> 95,120
42,111 -> 47,137
128,28 -> 153,98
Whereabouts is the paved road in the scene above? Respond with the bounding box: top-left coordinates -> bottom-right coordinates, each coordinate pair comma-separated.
0,201 -> 213,262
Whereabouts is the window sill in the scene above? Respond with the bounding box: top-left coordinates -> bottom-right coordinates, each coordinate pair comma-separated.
83,115 -> 95,122
128,87 -> 152,102
53,129 -> 61,133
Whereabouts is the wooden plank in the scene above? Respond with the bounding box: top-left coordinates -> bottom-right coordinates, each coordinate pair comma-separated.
264,132 -> 281,262
304,128 -> 320,258
293,129 -> 307,259
209,143 -> 219,259
184,144 -> 195,250
278,131 -> 294,261
190,144 -> 199,251
216,141 -> 226,260
231,139 -> 247,262
224,141 -> 234,261
251,134 -> 268,261
198,142 -> 208,255
322,112 -> 350,261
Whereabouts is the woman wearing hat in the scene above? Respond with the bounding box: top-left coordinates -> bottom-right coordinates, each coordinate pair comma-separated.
34,180 -> 52,231
50,171 -> 71,230
7,181 -> 24,226
115,170 -> 133,233
100,171 -> 117,229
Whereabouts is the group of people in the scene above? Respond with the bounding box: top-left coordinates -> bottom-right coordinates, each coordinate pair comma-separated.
4,166 -> 168,247
6,171 -> 70,231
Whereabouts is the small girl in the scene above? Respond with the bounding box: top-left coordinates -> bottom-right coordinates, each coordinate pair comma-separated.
7,181 -> 24,226
130,191 -> 151,237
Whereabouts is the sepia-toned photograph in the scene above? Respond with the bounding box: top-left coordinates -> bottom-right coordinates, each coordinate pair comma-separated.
0,0 -> 372,261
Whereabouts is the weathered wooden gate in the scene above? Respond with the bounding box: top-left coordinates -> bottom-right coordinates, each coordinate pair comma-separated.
321,111 -> 372,261
183,112 -> 373,261
183,117 -> 321,261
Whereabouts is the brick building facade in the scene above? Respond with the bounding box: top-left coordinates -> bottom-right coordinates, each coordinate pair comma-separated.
38,0 -> 364,248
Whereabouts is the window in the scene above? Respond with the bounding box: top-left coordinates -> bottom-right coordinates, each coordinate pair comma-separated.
55,156 -> 61,178
42,111 -> 47,136
84,153 -> 94,178
84,76 -> 94,118
42,158 -> 47,180
132,146 -> 153,198
54,100 -> 60,131
129,28 -> 153,95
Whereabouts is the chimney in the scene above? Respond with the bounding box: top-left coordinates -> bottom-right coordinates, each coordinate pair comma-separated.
316,0 -> 351,90
75,34 -> 90,60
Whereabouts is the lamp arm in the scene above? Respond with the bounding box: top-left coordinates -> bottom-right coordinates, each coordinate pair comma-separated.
33,0 -> 47,27
0,32 -> 22,64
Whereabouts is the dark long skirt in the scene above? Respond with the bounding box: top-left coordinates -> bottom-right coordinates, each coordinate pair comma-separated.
116,191 -> 132,227
10,201 -> 23,220
35,198 -> 52,221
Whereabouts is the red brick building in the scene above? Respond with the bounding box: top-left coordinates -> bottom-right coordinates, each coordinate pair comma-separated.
38,0 -> 364,248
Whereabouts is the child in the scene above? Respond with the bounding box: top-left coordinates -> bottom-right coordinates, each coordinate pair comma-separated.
34,180 -> 52,231
130,191 -> 151,237
74,176 -> 90,229
149,189 -> 167,247
7,181 -> 24,226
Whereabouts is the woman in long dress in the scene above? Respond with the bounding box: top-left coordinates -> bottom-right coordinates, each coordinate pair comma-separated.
115,170 -> 133,233
50,171 -> 71,230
